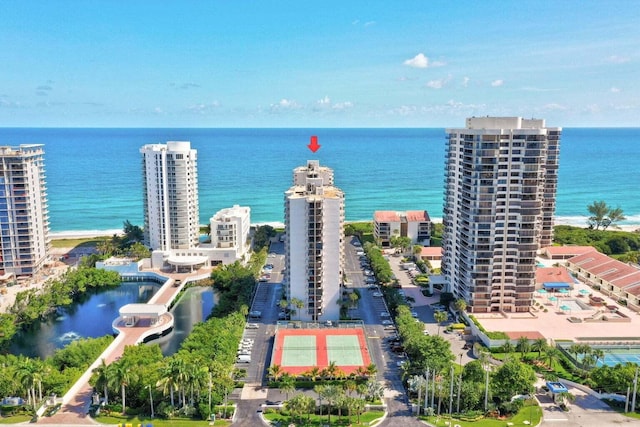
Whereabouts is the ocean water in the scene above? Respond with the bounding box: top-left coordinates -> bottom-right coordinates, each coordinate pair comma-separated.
0,127 -> 638,233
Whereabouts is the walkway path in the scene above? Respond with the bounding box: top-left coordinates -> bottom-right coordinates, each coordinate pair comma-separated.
37,267 -> 211,425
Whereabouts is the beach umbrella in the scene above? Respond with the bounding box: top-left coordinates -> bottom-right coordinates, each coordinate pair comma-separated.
559,289 -> 570,295
560,305 -> 571,311
579,289 -> 590,295
537,289 -> 547,295
549,296 -> 558,307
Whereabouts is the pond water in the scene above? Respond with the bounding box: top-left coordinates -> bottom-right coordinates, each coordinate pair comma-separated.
153,286 -> 217,356
9,282 -> 216,359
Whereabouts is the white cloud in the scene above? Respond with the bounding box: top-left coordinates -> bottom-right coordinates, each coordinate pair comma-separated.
364,21 -> 376,27
187,101 -> 221,114
317,96 -> 331,105
332,101 -> 353,110
153,107 -> 164,114
462,77 -> 469,87
404,53 -> 429,68
491,79 -> 504,87
426,75 -> 452,89
610,87 -> 621,93
541,103 -> 567,111
607,55 -> 630,64
269,98 -> 301,112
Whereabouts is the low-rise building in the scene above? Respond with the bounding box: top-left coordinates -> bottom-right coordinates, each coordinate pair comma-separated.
539,245 -> 595,260
566,250 -> 640,312
373,210 -> 431,247
150,205 -> 251,271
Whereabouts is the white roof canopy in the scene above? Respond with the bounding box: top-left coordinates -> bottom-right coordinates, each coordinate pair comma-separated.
167,255 -> 208,266
119,303 -> 167,318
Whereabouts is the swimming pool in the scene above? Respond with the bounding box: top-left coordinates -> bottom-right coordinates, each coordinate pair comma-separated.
558,298 -> 591,311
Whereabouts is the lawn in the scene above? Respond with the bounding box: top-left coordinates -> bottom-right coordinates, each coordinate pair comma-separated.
94,415 -> 231,426
263,409 -> 384,426
422,403 -> 542,427
50,237 -> 106,248
0,414 -> 32,424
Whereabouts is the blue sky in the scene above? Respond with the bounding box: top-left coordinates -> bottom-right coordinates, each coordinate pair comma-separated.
0,1 -> 637,127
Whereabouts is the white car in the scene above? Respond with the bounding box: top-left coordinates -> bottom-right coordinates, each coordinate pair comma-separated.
380,312 -> 390,318
246,323 -> 259,329
372,292 -> 383,297
381,319 -> 393,326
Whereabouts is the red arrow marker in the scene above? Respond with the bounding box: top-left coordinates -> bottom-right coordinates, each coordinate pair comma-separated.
307,135 -> 321,153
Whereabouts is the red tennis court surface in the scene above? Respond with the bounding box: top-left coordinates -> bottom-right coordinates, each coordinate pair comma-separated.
272,328 -> 371,376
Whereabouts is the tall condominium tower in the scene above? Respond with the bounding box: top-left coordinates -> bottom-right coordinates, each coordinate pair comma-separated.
442,117 -> 561,313
284,160 -> 345,322
0,145 -> 50,277
141,141 -> 199,251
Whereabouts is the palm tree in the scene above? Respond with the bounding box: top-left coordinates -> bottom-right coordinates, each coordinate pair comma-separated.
517,336 -> 532,360
320,384 -> 343,424
351,396 -> 366,424
365,363 -> 378,378
605,207 -> 626,230
343,379 -> 357,397
587,201 -> 610,230
532,338 -> 548,359
109,360 -> 138,414
500,341 -> 515,355
92,359 -> 112,405
291,297 -> 305,321
268,364 -> 283,381
592,348 -> 605,367
434,311 -> 448,335
365,378 -> 385,402
279,374 -> 296,400
15,357 -> 37,407
325,361 -> 339,380
454,299 -> 467,315
285,394 -> 314,423
545,347 -> 561,370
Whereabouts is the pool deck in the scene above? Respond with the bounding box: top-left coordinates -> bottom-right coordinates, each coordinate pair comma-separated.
476,276 -> 640,343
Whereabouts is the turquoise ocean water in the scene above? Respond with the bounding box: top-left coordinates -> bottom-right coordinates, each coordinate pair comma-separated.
0,128 -> 638,234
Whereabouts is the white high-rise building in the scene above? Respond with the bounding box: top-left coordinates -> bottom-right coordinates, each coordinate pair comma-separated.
442,117 -> 561,313
0,145 -> 50,277
284,160 -> 345,322
141,141 -> 199,251
209,205 -> 251,260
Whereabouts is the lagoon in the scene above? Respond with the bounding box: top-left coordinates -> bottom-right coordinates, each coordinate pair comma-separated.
9,282 -> 216,359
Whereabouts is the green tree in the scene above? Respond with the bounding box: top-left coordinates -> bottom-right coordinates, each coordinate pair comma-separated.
279,374 -> 296,400
253,225 -> 276,250
532,338 -> 548,359
516,336 -> 532,360
545,347 -> 561,370
123,220 -> 144,242
109,360 -> 138,414
604,206 -> 626,230
92,358 -> 112,405
285,394 -> 315,423
491,357 -> 536,403
587,201 -> 610,230
454,299 -> 467,315
434,310 -> 448,335
268,364 -> 283,381
500,341 -> 515,355
291,297 -> 305,321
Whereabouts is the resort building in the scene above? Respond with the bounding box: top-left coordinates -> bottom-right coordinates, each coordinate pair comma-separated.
140,141 -> 199,251
208,205 -> 251,261
284,160 -> 345,321
442,117 -> 561,313
566,249 -> 640,312
373,210 -> 432,247
0,145 -> 50,277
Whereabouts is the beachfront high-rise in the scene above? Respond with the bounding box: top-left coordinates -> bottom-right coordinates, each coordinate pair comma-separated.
0,145 -> 50,277
284,160 -> 345,321
140,142 -> 199,251
442,117 -> 561,313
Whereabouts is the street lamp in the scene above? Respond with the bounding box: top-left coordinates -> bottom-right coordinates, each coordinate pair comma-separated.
457,353 -> 463,413
147,385 -> 154,419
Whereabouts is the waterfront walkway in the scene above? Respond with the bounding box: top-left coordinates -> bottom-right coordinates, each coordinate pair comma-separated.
37,267 -> 212,425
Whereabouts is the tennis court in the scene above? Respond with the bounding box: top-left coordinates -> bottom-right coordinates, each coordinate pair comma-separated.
272,327 -> 371,376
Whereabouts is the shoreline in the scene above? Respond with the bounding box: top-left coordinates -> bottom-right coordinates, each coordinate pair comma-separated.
49,218 -> 640,240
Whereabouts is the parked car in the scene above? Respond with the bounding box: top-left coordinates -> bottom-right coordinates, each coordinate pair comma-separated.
381,319 -> 393,326
249,310 -> 262,318
246,323 -> 259,329
372,292 -> 383,297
